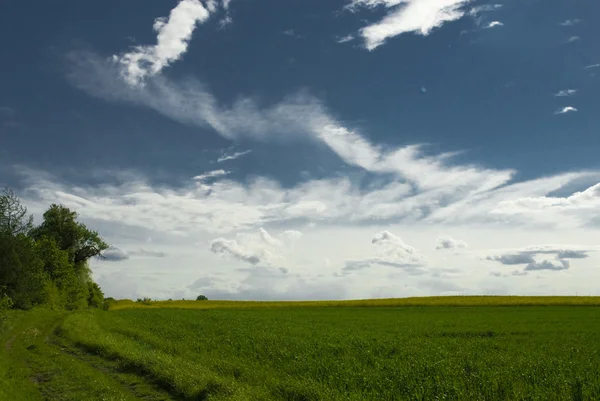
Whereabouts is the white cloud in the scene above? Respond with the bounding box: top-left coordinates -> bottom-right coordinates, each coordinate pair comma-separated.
485,21 -> 503,28
336,34 -> 356,43
192,169 -> 229,181
103,247 -> 130,262
584,63 -> 600,70
554,89 -> 577,97
210,238 -> 262,265
210,228 -> 298,266
559,19 -> 581,27
436,236 -> 468,250
101,246 -> 166,262
468,4 -> 502,16
341,231 -> 426,276
486,244 -> 593,274
486,253 -> 534,265
564,36 -> 581,44
219,15 -> 233,28
346,0 -> 472,50
57,36 -> 600,299
217,150 -> 251,163
112,0 -> 211,85
554,106 -> 577,115
525,259 -> 569,271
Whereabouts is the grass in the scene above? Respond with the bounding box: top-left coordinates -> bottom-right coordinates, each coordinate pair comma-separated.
2,297 -> 600,400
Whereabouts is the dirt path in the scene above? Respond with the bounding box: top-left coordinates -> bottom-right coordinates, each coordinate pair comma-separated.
4,334 -> 16,351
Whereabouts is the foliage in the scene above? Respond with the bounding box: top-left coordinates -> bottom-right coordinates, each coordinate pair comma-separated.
57,305 -> 600,400
0,187 -> 34,236
0,189 -> 108,311
0,286 -> 13,319
31,204 -> 109,264
136,297 -> 152,305
196,294 -> 208,301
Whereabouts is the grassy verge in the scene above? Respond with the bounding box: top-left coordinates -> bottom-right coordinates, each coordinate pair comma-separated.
60,306 -> 600,400
0,309 -> 143,401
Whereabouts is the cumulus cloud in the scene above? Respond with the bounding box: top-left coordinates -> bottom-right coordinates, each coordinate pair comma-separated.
559,19 -> 581,27
217,150 -> 251,163
210,238 -> 262,265
486,244 -> 593,273
525,259 -> 569,271
486,253 -> 535,265
346,0 -> 471,50
436,236 -> 468,250
102,247 -> 130,262
341,231 -> 426,275
554,106 -> 578,115
555,89 -> 577,97
112,0 -> 211,85
209,228 -> 300,266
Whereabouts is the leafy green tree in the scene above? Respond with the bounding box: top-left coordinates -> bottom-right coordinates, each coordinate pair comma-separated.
0,234 -> 48,309
0,188 -> 34,236
31,204 -> 109,265
0,191 -> 110,311
87,282 -> 104,308
196,295 -> 208,301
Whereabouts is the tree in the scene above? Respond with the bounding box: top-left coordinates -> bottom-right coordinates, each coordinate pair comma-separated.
0,233 -> 49,309
0,190 -> 110,311
31,204 -> 109,264
0,188 -> 34,236
196,295 -> 208,301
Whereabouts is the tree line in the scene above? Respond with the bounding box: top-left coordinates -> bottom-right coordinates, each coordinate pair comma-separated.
0,188 -> 108,312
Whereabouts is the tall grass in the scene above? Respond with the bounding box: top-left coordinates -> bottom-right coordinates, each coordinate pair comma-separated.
59,305 -> 600,400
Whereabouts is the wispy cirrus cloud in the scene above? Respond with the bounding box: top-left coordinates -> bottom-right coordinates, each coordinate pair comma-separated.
559,19 -> 581,27
563,36 -> 581,44
485,21 -> 503,28
217,150 -> 251,163
555,89 -> 577,97
335,34 -> 356,44
468,4 -> 502,16
345,0 -> 472,50
554,106 -> 578,115
112,0 -> 211,85
192,169 -> 229,181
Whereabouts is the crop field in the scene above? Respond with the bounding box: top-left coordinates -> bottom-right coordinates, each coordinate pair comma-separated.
2,298 -> 600,400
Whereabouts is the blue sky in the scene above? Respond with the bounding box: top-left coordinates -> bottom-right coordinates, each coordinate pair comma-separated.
2,0 -> 600,300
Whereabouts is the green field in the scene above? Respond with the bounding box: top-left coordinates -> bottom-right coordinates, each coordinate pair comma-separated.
2,297 -> 600,400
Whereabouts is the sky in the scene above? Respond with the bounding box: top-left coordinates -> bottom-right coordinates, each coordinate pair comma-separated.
1,0 -> 600,300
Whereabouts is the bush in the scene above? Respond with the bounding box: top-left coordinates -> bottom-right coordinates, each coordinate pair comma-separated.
0,293 -> 13,311
196,295 -> 208,301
